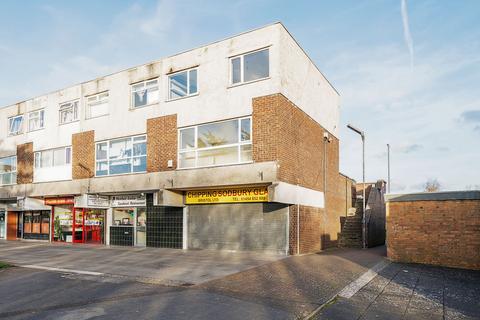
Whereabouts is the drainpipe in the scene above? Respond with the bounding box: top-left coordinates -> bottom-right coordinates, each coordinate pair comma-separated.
323,132 -> 331,249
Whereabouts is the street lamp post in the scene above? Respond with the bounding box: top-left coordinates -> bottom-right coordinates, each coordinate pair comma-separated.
387,144 -> 391,193
347,124 -> 366,249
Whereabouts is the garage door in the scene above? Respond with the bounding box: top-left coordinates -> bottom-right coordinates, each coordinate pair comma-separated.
187,203 -> 288,254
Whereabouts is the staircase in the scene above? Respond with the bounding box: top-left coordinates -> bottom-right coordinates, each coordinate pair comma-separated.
338,198 -> 364,248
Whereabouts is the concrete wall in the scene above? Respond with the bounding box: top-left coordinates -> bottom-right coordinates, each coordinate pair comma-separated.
386,191 -> 480,270
365,180 -> 386,247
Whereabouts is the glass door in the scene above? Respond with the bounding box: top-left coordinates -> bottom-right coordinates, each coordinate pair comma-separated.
0,211 -> 5,239
84,209 -> 105,244
136,208 -> 147,246
72,208 -> 84,243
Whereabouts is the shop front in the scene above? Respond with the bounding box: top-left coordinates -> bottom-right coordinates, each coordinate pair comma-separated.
109,194 -> 147,247
0,209 -> 5,239
185,186 -> 289,254
5,198 -> 52,241
50,196 -> 107,245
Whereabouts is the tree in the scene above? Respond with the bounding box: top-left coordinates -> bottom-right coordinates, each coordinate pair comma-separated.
424,179 -> 441,192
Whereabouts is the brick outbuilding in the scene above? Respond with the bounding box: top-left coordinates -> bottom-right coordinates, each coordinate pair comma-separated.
386,191 -> 480,270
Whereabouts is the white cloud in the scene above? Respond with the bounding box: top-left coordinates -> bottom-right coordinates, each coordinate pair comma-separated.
401,0 -> 414,68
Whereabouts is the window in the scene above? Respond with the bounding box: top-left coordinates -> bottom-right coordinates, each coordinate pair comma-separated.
8,115 -> 23,136
34,147 -> 71,169
168,68 -> 198,100
230,48 -> 269,85
28,109 -> 45,131
131,79 -> 159,108
0,156 -> 17,185
86,92 -> 109,119
95,135 -> 147,176
178,117 -> 252,169
59,100 -> 79,124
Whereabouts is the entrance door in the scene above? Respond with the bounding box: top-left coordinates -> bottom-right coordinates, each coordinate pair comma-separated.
72,208 -> 84,243
136,208 -> 147,246
0,211 -> 5,239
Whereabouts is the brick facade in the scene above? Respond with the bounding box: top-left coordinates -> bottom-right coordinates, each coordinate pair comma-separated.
16,142 -> 34,184
72,130 -> 95,179
146,114 -> 177,172
387,199 -> 480,270
253,93 -> 352,254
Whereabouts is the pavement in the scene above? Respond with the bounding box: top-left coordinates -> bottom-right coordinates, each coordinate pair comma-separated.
0,240 -> 284,285
0,241 -> 478,319
315,261 -> 480,320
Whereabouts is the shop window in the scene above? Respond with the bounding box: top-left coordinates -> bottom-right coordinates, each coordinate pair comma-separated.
168,68 -> 198,100
86,92 -> 109,119
34,147 -> 72,168
59,100 -> 79,124
8,115 -> 24,136
178,117 -> 252,169
95,135 -> 147,176
28,109 -> 45,131
230,48 -> 269,85
131,79 -> 159,108
0,156 -> 17,186
112,208 -> 135,226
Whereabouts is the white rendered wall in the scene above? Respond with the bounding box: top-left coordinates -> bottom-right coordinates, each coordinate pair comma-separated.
0,22 -> 340,162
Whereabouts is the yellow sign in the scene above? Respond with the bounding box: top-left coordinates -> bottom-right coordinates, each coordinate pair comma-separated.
185,186 -> 269,204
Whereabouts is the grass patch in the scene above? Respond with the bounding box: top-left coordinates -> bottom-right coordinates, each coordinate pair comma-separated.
0,261 -> 11,269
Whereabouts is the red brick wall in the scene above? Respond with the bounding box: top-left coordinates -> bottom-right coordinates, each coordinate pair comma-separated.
16,142 -> 34,184
147,114 -> 177,172
252,93 -> 350,254
387,200 -> 480,270
72,131 -> 95,179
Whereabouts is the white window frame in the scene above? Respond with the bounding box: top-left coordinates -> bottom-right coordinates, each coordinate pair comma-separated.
86,91 -> 109,119
59,100 -> 79,124
95,135 -> 147,177
8,115 -> 24,136
229,47 -> 270,86
34,147 -> 72,169
28,109 -> 45,132
178,116 -> 252,169
168,67 -> 198,101
131,79 -> 159,109
0,156 -> 17,186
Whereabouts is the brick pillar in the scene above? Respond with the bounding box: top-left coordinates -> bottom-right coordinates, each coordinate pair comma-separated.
147,114 -> 177,172
72,130 -> 95,179
16,142 -> 34,184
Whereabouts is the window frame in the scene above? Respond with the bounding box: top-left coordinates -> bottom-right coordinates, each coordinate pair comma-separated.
130,78 -> 160,109
0,155 -> 17,186
85,91 -> 109,119
178,116 -> 253,169
59,100 -> 79,125
167,67 -> 199,101
8,115 -> 24,136
229,47 -> 270,86
28,109 -> 45,132
34,146 -> 72,169
95,134 -> 147,177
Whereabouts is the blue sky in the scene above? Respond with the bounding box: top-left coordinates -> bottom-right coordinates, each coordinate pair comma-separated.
1,0 -> 479,192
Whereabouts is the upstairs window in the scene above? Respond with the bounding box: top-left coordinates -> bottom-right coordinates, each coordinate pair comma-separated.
59,100 -> 79,124
28,109 -> 45,132
0,156 -> 17,185
86,92 -> 109,119
168,68 -> 198,100
8,115 -> 24,136
230,48 -> 269,85
95,135 -> 147,176
131,79 -> 159,108
178,117 -> 252,169
34,147 -> 71,168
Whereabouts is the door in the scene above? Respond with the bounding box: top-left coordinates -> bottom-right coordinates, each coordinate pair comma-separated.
84,209 -> 105,244
72,208 -> 84,243
0,211 -> 5,239
7,212 -> 18,240
136,208 -> 147,246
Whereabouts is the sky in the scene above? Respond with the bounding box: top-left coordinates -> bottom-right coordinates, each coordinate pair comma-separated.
0,0 -> 479,193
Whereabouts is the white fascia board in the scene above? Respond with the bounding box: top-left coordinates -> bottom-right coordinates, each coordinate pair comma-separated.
268,182 -> 324,208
